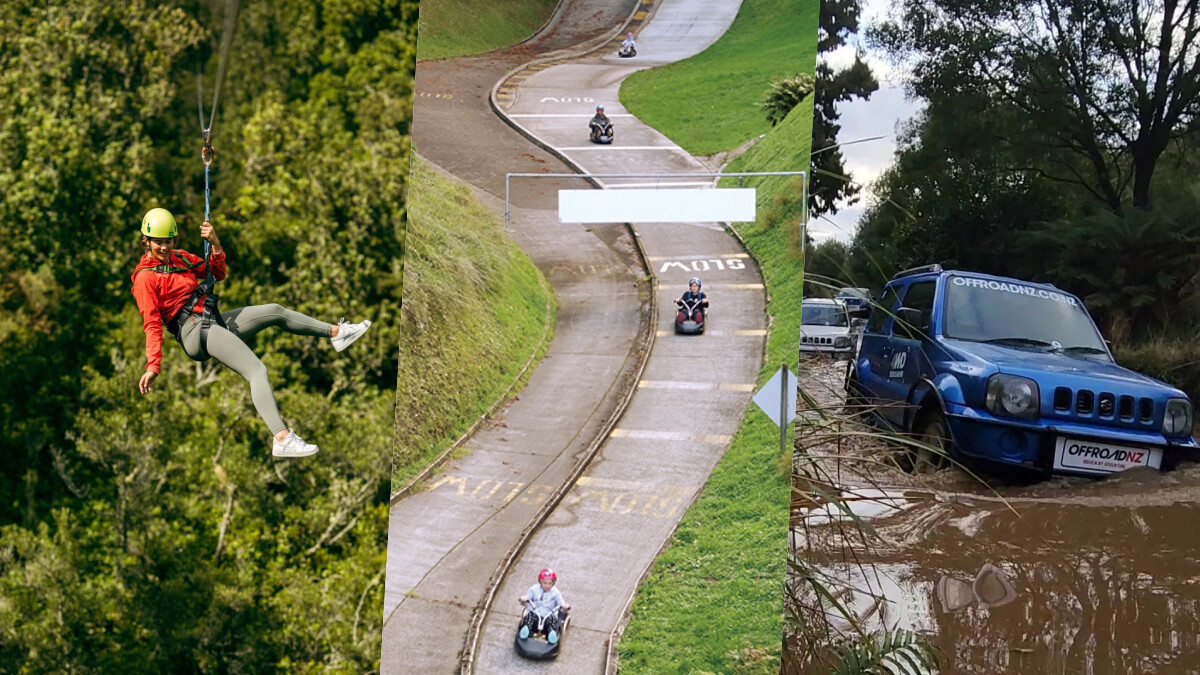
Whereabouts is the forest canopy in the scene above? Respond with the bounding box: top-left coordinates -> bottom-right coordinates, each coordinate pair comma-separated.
0,0 -> 415,672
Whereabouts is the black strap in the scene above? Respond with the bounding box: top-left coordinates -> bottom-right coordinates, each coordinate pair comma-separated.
145,255 -> 207,275
164,253 -> 227,360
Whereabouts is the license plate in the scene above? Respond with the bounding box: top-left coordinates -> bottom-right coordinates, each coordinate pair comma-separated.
1053,436 -> 1162,474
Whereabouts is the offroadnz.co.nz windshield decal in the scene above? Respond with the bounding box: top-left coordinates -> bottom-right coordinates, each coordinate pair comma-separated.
950,275 -> 1078,307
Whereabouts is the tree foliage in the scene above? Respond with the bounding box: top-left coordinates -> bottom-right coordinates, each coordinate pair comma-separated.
0,1 -> 415,671
810,0 -> 880,217
871,0 -> 1200,212
845,0 -> 1200,344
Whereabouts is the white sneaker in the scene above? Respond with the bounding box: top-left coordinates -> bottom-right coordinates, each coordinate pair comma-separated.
331,318 -> 372,352
272,430 -> 320,458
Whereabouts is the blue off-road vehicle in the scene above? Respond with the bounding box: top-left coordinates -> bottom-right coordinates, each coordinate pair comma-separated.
846,264 -> 1198,478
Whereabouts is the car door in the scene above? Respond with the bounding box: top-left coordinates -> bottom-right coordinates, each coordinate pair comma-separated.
856,284 -> 902,408
876,280 -> 937,429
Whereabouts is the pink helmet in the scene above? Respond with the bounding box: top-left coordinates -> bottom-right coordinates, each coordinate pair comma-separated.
538,568 -> 557,582
627,32 -> 634,37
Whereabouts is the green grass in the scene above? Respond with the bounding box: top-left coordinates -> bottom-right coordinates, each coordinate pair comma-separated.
391,155 -> 556,491
618,0 -> 818,155
415,0 -> 558,60
615,28 -> 816,675
1116,337 -> 1200,424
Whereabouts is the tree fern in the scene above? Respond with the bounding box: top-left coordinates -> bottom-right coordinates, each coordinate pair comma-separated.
759,72 -> 816,126
830,629 -> 941,675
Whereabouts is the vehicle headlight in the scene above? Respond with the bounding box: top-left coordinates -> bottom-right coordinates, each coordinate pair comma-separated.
985,374 -> 1040,419
1163,398 -> 1193,436
835,336 -> 851,348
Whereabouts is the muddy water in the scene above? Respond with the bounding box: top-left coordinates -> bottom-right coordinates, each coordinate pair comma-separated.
792,358 -> 1200,675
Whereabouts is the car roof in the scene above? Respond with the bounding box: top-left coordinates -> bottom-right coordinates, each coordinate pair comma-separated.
802,298 -> 843,306
890,266 -> 1064,293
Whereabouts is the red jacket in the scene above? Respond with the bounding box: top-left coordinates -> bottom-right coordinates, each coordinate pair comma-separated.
131,249 -> 227,373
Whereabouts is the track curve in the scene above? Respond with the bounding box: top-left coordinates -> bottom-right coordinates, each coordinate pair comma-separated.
381,2 -> 647,674
382,1 -> 763,673
469,1 -> 759,673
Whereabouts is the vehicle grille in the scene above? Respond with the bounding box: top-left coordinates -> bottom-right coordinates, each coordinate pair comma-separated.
800,336 -> 835,345
1052,386 -> 1156,427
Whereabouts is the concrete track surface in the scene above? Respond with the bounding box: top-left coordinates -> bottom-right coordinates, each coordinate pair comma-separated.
383,1 -> 761,673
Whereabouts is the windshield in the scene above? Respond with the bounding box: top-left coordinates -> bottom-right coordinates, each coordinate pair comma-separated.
943,276 -> 1107,353
836,288 -> 869,299
802,304 -> 848,327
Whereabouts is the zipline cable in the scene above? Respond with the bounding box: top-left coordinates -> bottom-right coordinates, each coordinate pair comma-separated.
195,0 -> 241,261
175,0 -> 242,359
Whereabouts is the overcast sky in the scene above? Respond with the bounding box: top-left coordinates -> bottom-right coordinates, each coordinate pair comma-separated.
808,0 -> 922,245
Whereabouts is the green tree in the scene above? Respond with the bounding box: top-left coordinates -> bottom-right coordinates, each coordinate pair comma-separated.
810,0 -> 879,217
872,0 -> 1200,212
804,238 -> 852,296
0,0 -> 415,671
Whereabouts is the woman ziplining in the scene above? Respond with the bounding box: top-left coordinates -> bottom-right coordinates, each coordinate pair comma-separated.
128,0 -> 373,457
131,207 -> 371,457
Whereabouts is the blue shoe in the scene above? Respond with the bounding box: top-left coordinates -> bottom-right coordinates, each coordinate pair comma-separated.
548,630 -> 558,644
519,625 -> 529,640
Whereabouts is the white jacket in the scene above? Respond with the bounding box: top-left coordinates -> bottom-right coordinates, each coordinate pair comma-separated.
524,584 -> 565,618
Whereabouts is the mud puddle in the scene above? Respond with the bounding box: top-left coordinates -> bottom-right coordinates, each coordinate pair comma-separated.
791,358 -> 1200,674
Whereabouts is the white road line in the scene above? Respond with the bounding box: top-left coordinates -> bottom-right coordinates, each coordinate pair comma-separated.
656,329 -> 768,337
647,253 -> 750,261
638,380 -> 755,392
606,182 -> 714,188
662,283 -> 764,290
509,113 -> 637,117
558,146 -> 688,151
609,429 -> 733,444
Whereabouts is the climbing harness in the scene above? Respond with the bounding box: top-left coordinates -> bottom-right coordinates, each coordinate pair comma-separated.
166,2 -> 241,360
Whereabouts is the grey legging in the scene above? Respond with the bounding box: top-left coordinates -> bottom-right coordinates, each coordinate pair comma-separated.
178,303 -> 331,435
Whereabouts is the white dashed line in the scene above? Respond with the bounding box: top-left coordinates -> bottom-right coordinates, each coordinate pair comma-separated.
638,380 -> 756,392
609,429 -> 733,444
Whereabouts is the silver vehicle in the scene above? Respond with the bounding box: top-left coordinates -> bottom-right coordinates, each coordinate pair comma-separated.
798,298 -> 855,358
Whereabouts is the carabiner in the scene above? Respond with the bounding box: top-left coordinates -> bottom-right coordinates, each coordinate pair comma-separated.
201,143 -> 216,167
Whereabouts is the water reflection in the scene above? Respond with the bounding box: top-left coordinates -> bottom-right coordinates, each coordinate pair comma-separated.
794,486 -> 1200,673
936,563 -> 1016,613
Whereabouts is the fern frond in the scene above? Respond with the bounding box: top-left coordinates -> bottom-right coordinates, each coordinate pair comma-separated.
829,628 -> 940,675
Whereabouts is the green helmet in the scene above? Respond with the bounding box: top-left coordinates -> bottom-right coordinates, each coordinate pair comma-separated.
141,208 -> 178,238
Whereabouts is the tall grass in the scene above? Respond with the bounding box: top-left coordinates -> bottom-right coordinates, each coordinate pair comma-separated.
415,0 -> 558,60
391,156 -> 555,491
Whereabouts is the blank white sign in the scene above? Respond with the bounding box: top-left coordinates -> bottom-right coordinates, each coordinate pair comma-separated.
558,187 -> 757,223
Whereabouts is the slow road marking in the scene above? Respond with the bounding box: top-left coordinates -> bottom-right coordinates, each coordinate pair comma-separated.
420,474 -> 697,519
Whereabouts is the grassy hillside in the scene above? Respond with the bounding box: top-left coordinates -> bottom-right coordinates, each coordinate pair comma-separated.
391,156 -> 555,490
724,102 -> 815,211
615,6 -> 817,672
416,0 -> 558,60
618,0 -> 818,155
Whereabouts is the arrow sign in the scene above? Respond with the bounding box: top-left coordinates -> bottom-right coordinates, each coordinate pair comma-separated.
752,364 -> 798,453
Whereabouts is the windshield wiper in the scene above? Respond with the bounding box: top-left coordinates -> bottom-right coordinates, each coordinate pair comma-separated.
1057,345 -> 1108,354
983,337 -> 1054,348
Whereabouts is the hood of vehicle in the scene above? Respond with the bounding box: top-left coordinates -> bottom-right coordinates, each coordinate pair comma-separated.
799,325 -> 851,337
944,340 -> 1184,397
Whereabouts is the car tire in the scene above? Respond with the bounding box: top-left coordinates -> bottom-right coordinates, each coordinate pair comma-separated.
843,368 -> 868,421
906,407 -> 952,474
